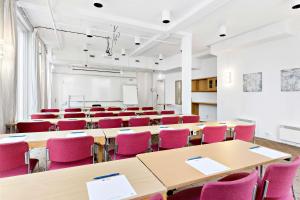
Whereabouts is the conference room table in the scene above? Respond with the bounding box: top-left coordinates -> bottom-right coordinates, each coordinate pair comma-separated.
0,158 -> 167,200
137,140 -> 291,190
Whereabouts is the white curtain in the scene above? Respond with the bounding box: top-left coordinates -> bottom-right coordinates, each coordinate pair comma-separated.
0,0 -> 17,132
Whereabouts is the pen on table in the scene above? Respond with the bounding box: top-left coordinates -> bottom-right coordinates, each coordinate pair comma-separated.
94,173 -> 120,180
187,156 -> 202,161
249,146 -> 260,149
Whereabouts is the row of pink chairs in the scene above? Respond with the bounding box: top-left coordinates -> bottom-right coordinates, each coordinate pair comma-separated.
40,107 -> 156,113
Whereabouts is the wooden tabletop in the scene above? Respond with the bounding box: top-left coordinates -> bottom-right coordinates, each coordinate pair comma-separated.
0,158 -> 167,200
137,140 -> 291,190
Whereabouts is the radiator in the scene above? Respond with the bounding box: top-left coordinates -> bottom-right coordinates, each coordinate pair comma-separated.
279,125 -> 300,144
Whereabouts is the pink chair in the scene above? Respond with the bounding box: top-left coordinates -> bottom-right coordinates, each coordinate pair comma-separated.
150,194 -> 163,200
168,171 -> 258,200
65,108 -> 82,112
57,120 -> 86,131
143,111 -> 158,115
161,116 -> 180,125
256,156 -> 300,200
17,121 -> 53,133
227,125 -> 256,142
118,112 -> 136,116
0,142 -> 38,178
109,131 -> 151,160
190,126 -> 227,145
94,112 -> 114,117
107,107 -> 122,111
46,137 -> 94,170
152,129 -> 190,151
161,110 -> 175,115
127,107 -> 139,111
142,107 -> 154,110
90,107 -> 105,112
64,113 -> 86,118
182,115 -> 200,123
98,118 -> 123,128
129,117 -> 150,127
40,108 -> 59,112
31,114 -> 57,119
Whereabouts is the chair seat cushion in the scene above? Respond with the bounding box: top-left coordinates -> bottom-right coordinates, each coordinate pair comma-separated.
108,149 -> 136,160
0,158 -> 39,178
29,158 -> 39,172
48,157 -> 93,170
168,186 -> 202,200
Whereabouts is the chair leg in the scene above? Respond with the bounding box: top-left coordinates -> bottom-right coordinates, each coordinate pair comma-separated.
292,185 -> 296,200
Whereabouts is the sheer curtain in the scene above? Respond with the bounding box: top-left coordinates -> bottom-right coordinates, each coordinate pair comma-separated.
0,0 -> 17,132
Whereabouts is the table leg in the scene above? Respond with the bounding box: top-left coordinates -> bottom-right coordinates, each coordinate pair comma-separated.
97,144 -> 104,162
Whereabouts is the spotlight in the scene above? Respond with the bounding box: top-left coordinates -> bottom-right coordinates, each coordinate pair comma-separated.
219,25 -> 227,37
159,54 -> 163,60
93,0 -> 103,8
83,44 -> 88,52
121,48 -> 126,56
162,10 -> 171,24
89,55 -> 95,58
86,28 -> 93,38
155,62 -> 159,65
134,36 -> 141,45
292,0 -> 300,9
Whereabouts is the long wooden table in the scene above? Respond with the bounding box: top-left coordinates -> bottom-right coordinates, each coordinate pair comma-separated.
137,140 -> 291,190
0,158 -> 167,200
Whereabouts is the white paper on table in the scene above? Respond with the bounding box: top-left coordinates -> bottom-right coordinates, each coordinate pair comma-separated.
86,174 -> 137,200
0,135 -> 27,144
159,126 -> 175,130
185,157 -> 230,175
249,146 -> 290,159
197,124 -> 206,129
118,129 -> 135,134
66,132 -> 88,138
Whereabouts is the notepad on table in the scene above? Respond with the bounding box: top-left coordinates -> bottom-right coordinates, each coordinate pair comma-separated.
66,131 -> 88,138
197,124 -> 206,129
86,174 -> 136,200
118,129 -> 135,134
186,157 -> 230,175
249,146 -> 290,159
159,126 -> 174,130
0,135 -> 27,144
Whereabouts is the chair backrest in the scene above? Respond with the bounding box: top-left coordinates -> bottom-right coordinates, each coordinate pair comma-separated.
257,156 -> 300,200
40,108 -> 59,113
127,107 -> 139,111
118,112 -> 136,116
94,112 -> 114,117
0,142 -> 29,178
115,131 -> 151,156
107,107 -> 122,111
200,171 -> 258,200
129,117 -> 150,127
31,114 -> 57,119
17,121 -> 52,133
64,113 -> 86,118
142,107 -> 154,110
202,126 -> 227,144
47,136 -> 94,163
149,194 -> 163,200
57,120 -> 86,131
98,118 -> 123,128
182,115 -> 200,123
159,129 -> 190,150
90,107 -> 105,112
161,116 -> 180,125
65,108 -> 81,112
161,110 -> 175,115
233,125 -> 255,142
143,111 -> 158,115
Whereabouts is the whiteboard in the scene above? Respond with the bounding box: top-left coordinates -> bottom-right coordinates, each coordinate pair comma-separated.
123,85 -> 138,105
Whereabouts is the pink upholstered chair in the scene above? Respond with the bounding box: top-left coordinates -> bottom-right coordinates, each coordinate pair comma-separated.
143,111 -> 158,115
256,156 -> 300,200
31,114 -> 57,119
118,112 -> 136,116
0,142 -> 38,178
227,125 -> 256,142
57,120 -> 86,131
64,113 -> 86,118
90,107 -> 105,112
109,131 -> 151,160
94,112 -> 114,117
127,107 -> 139,111
107,107 -> 122,111
161,110 -> 175,115
40,108 -> 59,112
182,115 -> 200,123
17,121 -> 53,133
190,126 -> 227,145
150,194 -> 163,200
152,129 -> 190,151
142,107 -> 154,110
129,117 -> 150,127
46,136 -> 94,170
98,118 -> 123,128
65,108 -> 81,112
161,116 -> 180,125
168,171 -> 258,200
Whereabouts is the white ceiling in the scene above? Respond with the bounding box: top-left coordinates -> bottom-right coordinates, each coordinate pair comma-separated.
18,0 -> 300,69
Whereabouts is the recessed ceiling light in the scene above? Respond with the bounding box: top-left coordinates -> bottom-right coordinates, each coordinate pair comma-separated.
114,57 -> 119,61
89,55 -> 95,58
155,62 -> 159,65
134,36 -> 141,45
83,44 -> 88,51
121,49 -> 126,56
219,25 -> 227,37
292,0 -> 300,9
159,54 -> 163,60
93,0 -> 103,8
86,28 -> 93,38
162,10 -> 171,24
135,59 -> 140,63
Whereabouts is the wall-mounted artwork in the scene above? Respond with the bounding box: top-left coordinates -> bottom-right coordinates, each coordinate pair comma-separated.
243,72 -> 262,92
281,68 -> 300,92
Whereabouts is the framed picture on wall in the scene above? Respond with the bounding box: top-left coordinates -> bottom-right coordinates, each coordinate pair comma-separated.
281,68 -> 300,92
175,80 -> 182,105
243,72 -> 262,92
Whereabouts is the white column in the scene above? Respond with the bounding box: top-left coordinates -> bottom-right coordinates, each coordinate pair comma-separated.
181,33 -> 192,115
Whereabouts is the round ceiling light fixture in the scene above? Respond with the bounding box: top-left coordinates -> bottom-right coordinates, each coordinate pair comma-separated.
134,36 -> 141,45
159,54 -> 164,60
121,48 -> 126,56
162,10 -> 171,24
86,28 -> 93,38
83,44 -> 89,52
292,0 -> 300,9
219,25 -> 227,37
93,0 -> 103,8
